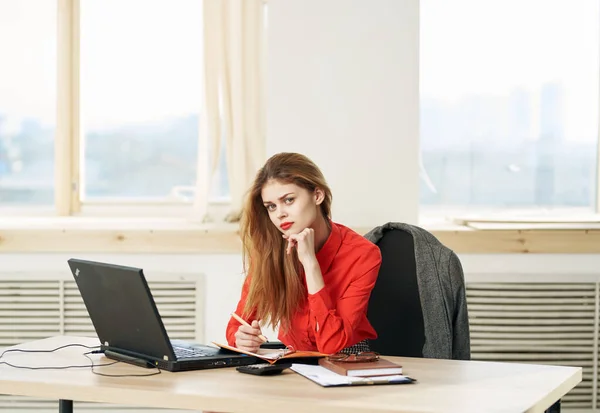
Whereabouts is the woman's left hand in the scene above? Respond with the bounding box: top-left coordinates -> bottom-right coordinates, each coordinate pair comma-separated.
284,228 -> 317,267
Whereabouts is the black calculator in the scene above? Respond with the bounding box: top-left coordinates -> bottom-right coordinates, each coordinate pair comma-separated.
236,363 -> 291,376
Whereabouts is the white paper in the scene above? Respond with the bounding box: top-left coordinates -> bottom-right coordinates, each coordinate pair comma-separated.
290,364 -> 412,387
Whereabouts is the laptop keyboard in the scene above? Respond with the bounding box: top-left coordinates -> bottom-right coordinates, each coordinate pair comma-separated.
173,346 -> 213,359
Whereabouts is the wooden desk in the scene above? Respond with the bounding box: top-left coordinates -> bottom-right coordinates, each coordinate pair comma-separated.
0,336 -> 582,413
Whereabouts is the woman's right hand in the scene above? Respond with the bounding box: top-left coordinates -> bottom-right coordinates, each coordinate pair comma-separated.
234,320 -> 264,353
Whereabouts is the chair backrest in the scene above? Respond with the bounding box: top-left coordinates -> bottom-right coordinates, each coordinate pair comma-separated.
367,229 -> 425,357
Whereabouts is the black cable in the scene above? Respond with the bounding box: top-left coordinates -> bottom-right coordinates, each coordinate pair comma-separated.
0,343 -> 161,377
0,359 -> 118,370
0,343 -> 101,359
83,352 -> 161,377
0,343 -> 116,370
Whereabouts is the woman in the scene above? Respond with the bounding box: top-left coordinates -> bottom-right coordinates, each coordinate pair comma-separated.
226,152 -> 382,355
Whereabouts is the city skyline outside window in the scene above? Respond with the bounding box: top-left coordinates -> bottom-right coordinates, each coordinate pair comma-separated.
81,0 -> 228,202
420,0 -> 599,215
0,0 -> 229,207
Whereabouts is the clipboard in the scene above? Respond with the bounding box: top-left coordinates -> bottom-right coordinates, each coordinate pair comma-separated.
290,363 -> 415,387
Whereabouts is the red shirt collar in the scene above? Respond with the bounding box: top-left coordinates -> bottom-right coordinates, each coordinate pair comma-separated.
316,221 -> 343,275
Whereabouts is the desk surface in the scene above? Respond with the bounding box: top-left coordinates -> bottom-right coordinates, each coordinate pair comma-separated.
0,336 -> 582,413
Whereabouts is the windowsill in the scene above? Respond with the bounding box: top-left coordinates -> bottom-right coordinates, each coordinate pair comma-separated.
0,216 -> 234,230
0,216 -> 598,254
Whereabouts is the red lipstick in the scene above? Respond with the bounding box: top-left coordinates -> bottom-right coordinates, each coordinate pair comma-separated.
280,222 -> 293,230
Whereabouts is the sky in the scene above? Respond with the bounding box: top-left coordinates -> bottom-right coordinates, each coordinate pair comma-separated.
80,0 -> 203,129
421,0 -> 599,142
0,0 -> 203,132
0,0 -> 597,141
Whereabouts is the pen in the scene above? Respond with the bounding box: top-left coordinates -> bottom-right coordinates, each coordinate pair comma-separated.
231,312 -> 269,343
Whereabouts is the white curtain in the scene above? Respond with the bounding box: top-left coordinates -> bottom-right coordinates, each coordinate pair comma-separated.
193,0 -> 266,222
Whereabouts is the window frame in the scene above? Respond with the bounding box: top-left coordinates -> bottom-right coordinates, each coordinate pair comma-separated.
55,0 -> 79,216
51,0 -> 221,218
597,114 -> 600,213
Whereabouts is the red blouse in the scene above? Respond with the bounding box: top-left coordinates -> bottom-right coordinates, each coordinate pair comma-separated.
226,222 -> 382,354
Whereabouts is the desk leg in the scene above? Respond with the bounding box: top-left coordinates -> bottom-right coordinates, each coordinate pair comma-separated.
545,399 -> 560,413
59,399 -> 73,413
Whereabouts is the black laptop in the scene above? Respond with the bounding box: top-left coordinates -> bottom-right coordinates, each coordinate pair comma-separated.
67,258 -> 257,372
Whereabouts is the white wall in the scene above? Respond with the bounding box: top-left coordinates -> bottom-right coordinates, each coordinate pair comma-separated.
266,0 -> 420,227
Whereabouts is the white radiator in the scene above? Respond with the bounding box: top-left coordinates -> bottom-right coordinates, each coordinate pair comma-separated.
0,273 -> 204,412
468,282 -> 597,412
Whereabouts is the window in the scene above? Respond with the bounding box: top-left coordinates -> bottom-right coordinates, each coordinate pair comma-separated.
81,0 -> 228,204
0,1 -> 56,206
420,0 -> 599,218
0,0 -> 229,216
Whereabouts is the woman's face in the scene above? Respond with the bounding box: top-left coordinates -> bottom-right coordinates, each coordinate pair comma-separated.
261,179 -> 323,235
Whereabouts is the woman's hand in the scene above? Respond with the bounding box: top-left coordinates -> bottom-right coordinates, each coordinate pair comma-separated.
284,228 -> 324,294
284,228 -> 317,267
234,320 -> 264,353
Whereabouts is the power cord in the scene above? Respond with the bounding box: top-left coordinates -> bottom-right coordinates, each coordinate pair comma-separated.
0,343 -> 161,377
0,343 -> 100,359
83,352 -> 161,377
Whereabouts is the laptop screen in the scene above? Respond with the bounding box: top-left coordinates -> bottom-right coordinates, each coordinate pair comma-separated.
68,258 -> 177,362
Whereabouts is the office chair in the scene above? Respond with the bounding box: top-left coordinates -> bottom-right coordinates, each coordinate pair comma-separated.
365,223 -> 561,412
365,223 -> 470,360
367,229 -> 426,357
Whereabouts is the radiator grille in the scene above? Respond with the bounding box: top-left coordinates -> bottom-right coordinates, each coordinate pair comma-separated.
0,276 -> 203,412
467,283 -> 596,410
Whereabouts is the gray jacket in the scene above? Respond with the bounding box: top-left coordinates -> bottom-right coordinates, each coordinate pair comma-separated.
364,222 -> 471,360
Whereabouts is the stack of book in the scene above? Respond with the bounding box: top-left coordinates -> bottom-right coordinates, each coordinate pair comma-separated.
318,357 -> 404,377
291,357 -> 414,387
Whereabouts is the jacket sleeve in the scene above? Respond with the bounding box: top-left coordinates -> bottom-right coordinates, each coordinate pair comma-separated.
226,275 -> 257,346
307,248 -> 382,354
448,251 -> 471,360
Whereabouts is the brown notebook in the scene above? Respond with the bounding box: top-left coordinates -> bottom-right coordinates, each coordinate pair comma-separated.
213,342 -> 327,364
318,357 -> 403,377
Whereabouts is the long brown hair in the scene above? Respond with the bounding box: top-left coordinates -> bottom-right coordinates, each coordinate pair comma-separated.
240,153 -> 332,331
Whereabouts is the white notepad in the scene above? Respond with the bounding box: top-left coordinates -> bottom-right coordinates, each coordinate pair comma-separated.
290,363 -> 414,387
